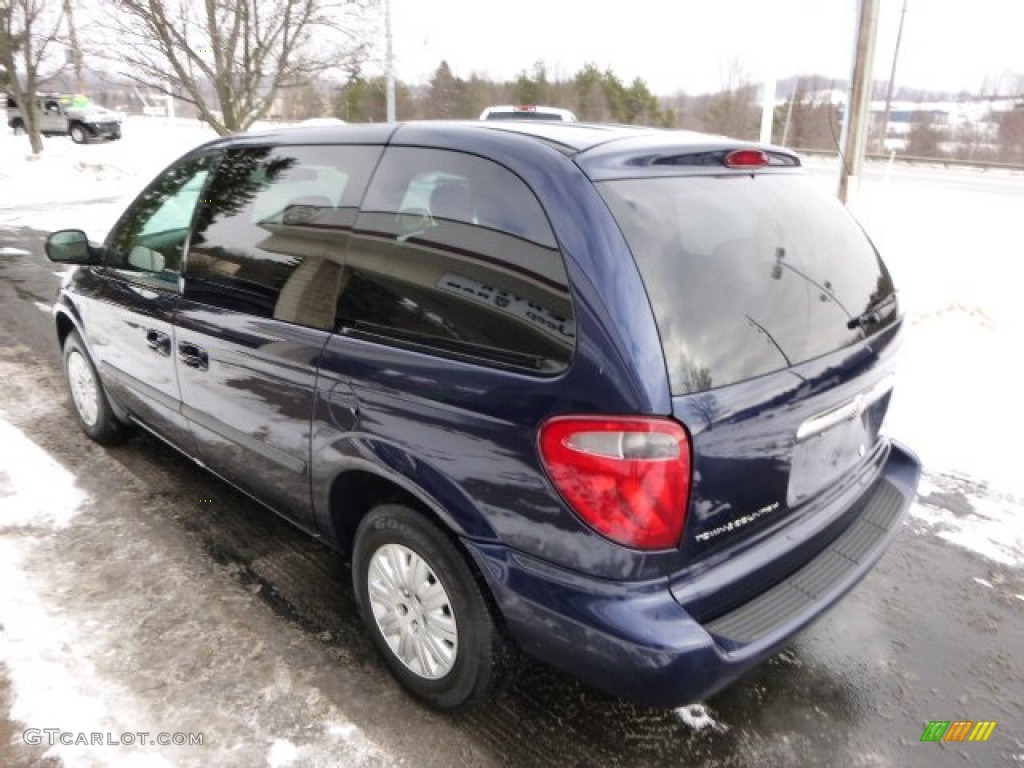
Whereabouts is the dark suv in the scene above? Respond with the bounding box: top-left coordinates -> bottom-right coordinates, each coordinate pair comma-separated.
45,121 -> 920,711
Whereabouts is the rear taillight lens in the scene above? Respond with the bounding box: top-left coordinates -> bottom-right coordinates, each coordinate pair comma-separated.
538,416 -> 692,550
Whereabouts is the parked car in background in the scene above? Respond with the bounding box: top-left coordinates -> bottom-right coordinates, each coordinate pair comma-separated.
5,92 -> 122,142
42,120 -> 919,712
479,104 -> 577,121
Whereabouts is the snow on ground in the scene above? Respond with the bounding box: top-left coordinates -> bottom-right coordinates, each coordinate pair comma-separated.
853,168 -> 1024,558
855,174 -> 1024,498
825,164 -> 1024,564
0,116 -> 300,240
0,412 -> 178,767
0,414 -> 87,529
0,408 -> 391,767
0,116 -> 219,239
910,474 -> 1024,568
674,704 -> 729,732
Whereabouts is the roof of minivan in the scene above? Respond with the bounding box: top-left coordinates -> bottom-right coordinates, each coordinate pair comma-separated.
237,120 -> 719,153
221,121 -> 801,179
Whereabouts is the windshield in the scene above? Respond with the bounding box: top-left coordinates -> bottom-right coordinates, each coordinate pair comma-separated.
598,173 -> 897,394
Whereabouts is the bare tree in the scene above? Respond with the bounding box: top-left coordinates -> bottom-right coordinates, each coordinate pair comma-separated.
105,0 -> 373,134
61,0 -> 83,92
700,61 -> 759,140
906,112 -> 941,158
996,104 -> 1024,164
0,0 -> 65,153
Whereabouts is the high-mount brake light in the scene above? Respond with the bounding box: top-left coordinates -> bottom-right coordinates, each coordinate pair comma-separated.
724,149 -> 769,168
538,416 -> 692,550
514,105 -> 537,112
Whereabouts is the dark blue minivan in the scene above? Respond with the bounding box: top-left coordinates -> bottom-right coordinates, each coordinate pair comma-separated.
45,121 -> 920,711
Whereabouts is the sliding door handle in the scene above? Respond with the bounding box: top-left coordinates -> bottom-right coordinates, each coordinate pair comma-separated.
177,341 -> 209,371
145,328 -> 171,356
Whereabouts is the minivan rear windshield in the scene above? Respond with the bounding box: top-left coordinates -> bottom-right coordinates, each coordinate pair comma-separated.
598,174 -> 897,394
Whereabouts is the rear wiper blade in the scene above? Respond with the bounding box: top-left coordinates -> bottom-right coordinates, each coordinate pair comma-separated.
847,293 -> 897,330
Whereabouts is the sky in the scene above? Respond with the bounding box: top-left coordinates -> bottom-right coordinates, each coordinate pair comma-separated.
383,0 -> 1024,96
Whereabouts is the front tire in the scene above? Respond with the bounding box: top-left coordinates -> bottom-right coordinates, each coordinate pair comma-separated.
69,123 -> 88,144
353,503 -> 517,711
63,331 -> 128,444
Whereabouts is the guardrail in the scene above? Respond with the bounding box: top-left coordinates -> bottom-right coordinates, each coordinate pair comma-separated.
791,147 -> 1024,173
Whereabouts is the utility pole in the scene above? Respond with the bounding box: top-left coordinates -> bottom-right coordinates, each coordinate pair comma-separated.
62,0 -> 85,93
385,0 -> 395,122
838,0 -> 879,205
760,71 -> 776,144
880,0 -> 908,152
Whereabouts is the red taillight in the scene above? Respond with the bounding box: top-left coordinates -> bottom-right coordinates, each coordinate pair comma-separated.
724,149 -> 769,168
538,416 -> 692,550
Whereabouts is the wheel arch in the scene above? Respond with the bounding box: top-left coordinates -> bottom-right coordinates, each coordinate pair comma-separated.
323,462 -> 507,619
325,462 -> 496,555
327,468 -> 424,556
55,302 -> 130,423
55,307 -> 77,348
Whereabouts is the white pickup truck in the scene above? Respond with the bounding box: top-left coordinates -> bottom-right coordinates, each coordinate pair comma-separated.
6,93 -> 123,143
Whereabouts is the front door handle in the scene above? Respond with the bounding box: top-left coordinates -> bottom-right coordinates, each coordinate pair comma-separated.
177,341 -> 209,371
145,328 -> 171,356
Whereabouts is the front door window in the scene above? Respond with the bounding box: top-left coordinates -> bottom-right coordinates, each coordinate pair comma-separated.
105,155 -> 214,289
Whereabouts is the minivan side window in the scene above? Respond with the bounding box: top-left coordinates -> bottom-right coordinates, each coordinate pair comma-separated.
105,154 -> 214,288
343,147 -> 575,373
184,145 -> 382,331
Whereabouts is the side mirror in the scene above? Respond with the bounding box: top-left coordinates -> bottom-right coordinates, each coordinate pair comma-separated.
45,229 -> 98,264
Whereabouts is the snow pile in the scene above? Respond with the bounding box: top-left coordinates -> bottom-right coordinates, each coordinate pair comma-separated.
0,415 -> 173,767
266,739 -> 300,767
262,721 -> 388,767
0,116 -> 217,205
0,411 -> 394,766
911,475 -> 1024,568
850,170 -> 1024,500
0,542 -> 177,768
674,703 -> 729,732
0,413 -> 87,529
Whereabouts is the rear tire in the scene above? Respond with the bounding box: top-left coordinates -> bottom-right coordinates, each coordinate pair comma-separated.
11,119 -> 25,136
352,503 -> 517,711
62,331 -> 129,445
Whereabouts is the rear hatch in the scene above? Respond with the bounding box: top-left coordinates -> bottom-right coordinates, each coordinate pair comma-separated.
592,156 -> 901,572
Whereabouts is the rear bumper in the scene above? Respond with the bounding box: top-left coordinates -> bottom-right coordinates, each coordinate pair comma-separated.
467,441 -> 920,707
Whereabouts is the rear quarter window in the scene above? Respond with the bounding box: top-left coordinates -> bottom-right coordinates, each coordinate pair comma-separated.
341,147 -> 575,374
